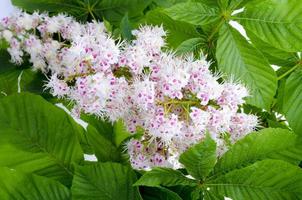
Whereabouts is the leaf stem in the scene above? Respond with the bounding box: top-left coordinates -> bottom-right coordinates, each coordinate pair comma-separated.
277,63 -> 301,80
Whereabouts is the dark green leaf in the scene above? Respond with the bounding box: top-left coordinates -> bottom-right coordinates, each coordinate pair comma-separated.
72,162 -> 142,200
134,167 -> 198,187
143,9 -> 200,48
175,37 -> 204,56
140,186 -> 182,200
180,135 -> 217,180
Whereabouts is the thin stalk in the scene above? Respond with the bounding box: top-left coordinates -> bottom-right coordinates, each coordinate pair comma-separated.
277,63 -> 301,80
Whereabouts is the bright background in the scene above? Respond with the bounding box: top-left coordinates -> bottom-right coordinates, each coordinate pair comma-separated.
0,0 -> 15,18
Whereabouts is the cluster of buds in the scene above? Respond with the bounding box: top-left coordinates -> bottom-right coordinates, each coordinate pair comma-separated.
0,11 -> 258,170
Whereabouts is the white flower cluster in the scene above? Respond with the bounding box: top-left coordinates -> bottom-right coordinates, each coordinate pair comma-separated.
0,11 -> 258,170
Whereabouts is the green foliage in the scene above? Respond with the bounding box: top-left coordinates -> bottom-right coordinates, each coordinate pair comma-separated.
0,167 -> 70,200
237,0 -> 302,52
0,51 -> 45,97
134,168 -> 198,187
165,2 -> 220,26
282,70 -> 302,135
0,93 -> 84,186
136,128 -> 302,199
179,135 -> 217,180
216,24 -> 277,109
71,162 -> 142,200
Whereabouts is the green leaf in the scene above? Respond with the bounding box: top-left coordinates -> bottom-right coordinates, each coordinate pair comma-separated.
113,119 -> 132,147
207,159 -> 302,199
0,167 -> 70,200
179,135 -> 216,180
120,13 -> 133,41
143,9 -> 200,48
214,128 -> 302,175
0,51 -> 45,97
283,70 -> 302,134
96,0 -> 152,25
175,37 -> 204,56
134,167 -> 198,187
0,93 -> 83,186
165,2 -> 219,26
247,30 -> 299,67
216,24 -> 277,109
85,125 -> 121,162
71,162 -> 141,200
237,0 -> 302,52
140,186 -> 183,200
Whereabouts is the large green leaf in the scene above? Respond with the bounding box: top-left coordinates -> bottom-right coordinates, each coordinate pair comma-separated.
144,9 -> 200,48
134,168 -> 198,187
165,2 -> 219,26
179,135 -> 217,180
71,162 -> 142,200
283,70 -> 302,134
247,30 -> 299,67
0,51 -> 44,97
0,93 -> 83,185
237,0 -> 302,52
216,24 -> 277,109
207,159 -> 302,199
214,128 -> 302,175
0,167 -> 70,200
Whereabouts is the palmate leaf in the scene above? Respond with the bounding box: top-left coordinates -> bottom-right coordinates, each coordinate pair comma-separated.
71,162 -> 142,200
179,135 -> 217,180
282,70 -> 302,135
134,167 -> 198,187
237,0 -> 302,52
214,128 -> 302,175
0,167 -> 70,200
0,93 -> 83,186
216,24 -> 277,110
206,159 -> 302,200
165,2 -> 220,26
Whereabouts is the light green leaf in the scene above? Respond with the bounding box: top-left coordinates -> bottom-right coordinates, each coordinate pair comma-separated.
214,128 -> 302,175
216,24 -> 277,109
71,162 -> 142,200
144,9 -> 200,48
175,37 -> 204,55
0,93 -> 83,186
113,119 -> 131,147
134,168 -> 198,187
165,2 -> 219,25
283,70 -> 302,134
207,160 -> 302,199
120,13 -> 133,41
247,30 -> 299,67
237,0 -> 302,52
179,135 -> 217,180
0,167 -> 70,200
